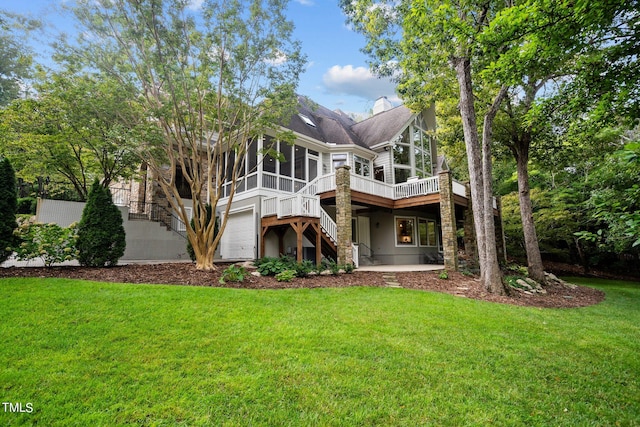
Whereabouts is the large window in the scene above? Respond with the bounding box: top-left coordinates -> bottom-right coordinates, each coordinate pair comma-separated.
392,116 -> 433,183
413,119 -> 432,178
396,217 -> 416,246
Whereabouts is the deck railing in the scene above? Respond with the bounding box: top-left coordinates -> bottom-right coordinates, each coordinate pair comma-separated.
394,176 -> 439,198
299,172 -> 443,201
320,209 -> 337,244
261,194 -> 320,219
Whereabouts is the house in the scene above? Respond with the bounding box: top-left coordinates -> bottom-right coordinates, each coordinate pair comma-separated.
201,95 -> 503,269
38,95 -> 504,267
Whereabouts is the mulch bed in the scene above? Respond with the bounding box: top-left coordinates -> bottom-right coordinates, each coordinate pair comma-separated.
0,262 -> 606,308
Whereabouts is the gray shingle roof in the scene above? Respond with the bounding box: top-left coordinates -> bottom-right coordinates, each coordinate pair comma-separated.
287,95 -> 415,150
351,104 -> 414,148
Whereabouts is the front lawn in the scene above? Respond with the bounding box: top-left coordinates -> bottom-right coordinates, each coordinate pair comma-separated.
1,277 -> 638,426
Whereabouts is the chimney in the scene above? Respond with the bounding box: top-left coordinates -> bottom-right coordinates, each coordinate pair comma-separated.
373,96 -> 393,115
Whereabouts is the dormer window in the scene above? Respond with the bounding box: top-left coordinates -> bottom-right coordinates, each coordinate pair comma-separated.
299,114 -> 316,128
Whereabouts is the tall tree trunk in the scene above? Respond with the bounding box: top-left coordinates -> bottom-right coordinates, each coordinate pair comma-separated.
481,85 -> 508,295
453,57 -> 506,294
514,138 -> 545,283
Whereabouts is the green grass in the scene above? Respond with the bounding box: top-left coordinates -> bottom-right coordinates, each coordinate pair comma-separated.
1,276 -> 639,426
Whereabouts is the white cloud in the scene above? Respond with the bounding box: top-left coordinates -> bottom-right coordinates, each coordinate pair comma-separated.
187,0 -> 204,10
294,0 -> 315,5
264,50 -> 288,66
322,65 -> 399,103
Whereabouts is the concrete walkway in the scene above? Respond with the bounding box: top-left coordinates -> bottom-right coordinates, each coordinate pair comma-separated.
356,264 -> 444,272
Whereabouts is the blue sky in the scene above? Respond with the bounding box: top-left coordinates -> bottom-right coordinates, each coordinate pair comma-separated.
3,0 -> 400,117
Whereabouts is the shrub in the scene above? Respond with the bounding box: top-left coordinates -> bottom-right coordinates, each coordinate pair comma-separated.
17,197 -> 37,215
255,255 -> 318,278
318,257 -> 340,275
14,221 -> 79,266
76,180 -> 126,267
293,259 -> 315,278
0,158 -> 18,264
255,256 -> 294,276
275,269 -> 296,282
438,270 -> 449,280
219,264 -> 248,284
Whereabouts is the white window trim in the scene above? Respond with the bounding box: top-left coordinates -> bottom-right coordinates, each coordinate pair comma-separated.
395,215 -> 417,247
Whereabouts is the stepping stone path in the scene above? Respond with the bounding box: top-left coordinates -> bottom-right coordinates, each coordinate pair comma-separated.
383,273 -> 402,288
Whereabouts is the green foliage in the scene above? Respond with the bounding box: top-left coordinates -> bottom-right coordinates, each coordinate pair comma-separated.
59,0 -> 306,269
219,265 -> 248,284
579,142 -> 640,252
16,197 -> 36,215
76,180 -> 126,267
438,270 -> 449,280
319,257 -> 340,275
502,188 -> 584,264
0,72 -> 145,199
255,255 -> 331,278
0,15 -> 33,106
13,221 -> 78,267
255,256 -> 294,276
0,157 -> 18,263
293,259 -> 315,278
275,269 -> 296,282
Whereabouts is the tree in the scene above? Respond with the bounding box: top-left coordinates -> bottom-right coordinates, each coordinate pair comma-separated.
342,0 -> 508,294
343,0 -> 637,289
76,179 -> 126,267
0,157 -> 17,263
60,0 -> 305,270
484,0 -> 638,283
0,70 -> 144,200
576,139 -> 640,255
0,11 -> 36,106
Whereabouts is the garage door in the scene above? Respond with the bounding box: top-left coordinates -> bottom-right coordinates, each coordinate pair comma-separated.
220,209 -> 255,260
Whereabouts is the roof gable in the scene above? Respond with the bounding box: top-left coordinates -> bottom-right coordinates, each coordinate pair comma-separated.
285,96 -> 418,151
351,105 -> 415,148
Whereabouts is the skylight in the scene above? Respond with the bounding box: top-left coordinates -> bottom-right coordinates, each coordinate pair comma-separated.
299,114 -> 316,128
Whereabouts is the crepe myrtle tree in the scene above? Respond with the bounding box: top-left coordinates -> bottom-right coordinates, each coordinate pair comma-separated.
63,0 -> 305,270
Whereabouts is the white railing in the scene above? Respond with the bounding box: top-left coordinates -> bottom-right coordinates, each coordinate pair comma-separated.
320,208 -> 337,244
298,172 -> 443,201
278,194 -> 320,218
394,176 -> 439,199
350,174 -> 395,199
262,195 -> 320,219
452,181 -> 467,198
297,173 -> 336,196
352,244 -> 359,268
262,196 -> 278,217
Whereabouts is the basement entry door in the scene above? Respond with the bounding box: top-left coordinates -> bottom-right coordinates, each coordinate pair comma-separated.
220,208 -> 256,260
